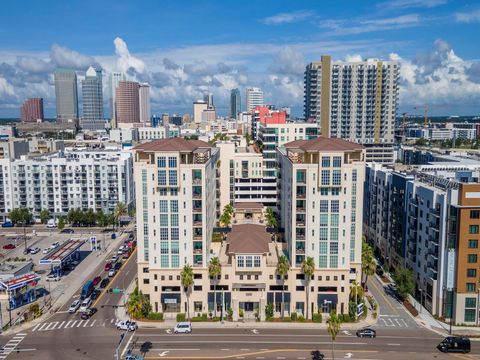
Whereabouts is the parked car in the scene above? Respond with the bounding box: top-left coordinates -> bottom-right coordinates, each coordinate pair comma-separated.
47,219 -> 56,228
23,247 -> 32,254
2,244 -> 15,250
117,248 -> 124,255
375,265 -> 384,276
30,247 -> 41,254
90,289 -> 101,300
61,228 -> 75,234
116,320 -> 137,332
1,221 -> 13,228
42,248 -> 51,255
356,328 -> 376,338
92,276 -> 102,286
437,336 -> 470,354
108,269 -> 116,277
114,262 -> 122,271
104,262 -> 113,272
80,307 -> 97,320
111,255 -> 119,263
51,241 -> 60,249
46,274 -> 61,282
68,300 -> 81,313
79,298 -> 92,312
174,322 -> 192,334
99,278 -> 110,289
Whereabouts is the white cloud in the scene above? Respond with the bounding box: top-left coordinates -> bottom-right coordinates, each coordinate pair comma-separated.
455,8 -> 480,23
378,0 -> 447,10
50,43 -> 98,70
262,10 -> 314,25
114,37 -> 145,74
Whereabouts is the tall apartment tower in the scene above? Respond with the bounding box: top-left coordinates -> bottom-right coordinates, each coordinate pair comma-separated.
81,66 -> 104,131
246,87 -> 264,113
109,72 -> 125,124
193,100 -> 208,123
304,56 -> 399,163
230,88 -> 241,119
278,137 -> 365,276
20,98 -> 44,123
139,83 -> 151,125
116,80 -> 140,126
133,138 -> 219,312
54,68 -> 78,123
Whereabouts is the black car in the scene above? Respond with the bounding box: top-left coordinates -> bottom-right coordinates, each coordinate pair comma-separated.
99,278 -> 110,289
23,248 -> 32,255
356,328 -> 376,338
61,228 -> 75,234
80,307 -> 97,320
114,262 -> 122,271
438,336 -> 470,353
90,289 -> 101,300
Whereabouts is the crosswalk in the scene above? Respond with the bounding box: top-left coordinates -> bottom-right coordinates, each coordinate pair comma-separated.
31,318 -> 119,332
0,332 -> 27,359
378,315 -> 415,328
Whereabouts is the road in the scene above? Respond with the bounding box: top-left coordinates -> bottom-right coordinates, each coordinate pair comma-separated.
0,233 -> 138,360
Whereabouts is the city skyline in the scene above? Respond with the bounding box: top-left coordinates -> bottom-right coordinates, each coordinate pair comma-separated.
0,0 -> 479,119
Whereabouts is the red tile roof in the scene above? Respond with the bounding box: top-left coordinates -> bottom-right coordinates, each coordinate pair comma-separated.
227,224 -> 271,254
134,138 -> 212,152
284,137 -> 364,152
234,202 -> 263,210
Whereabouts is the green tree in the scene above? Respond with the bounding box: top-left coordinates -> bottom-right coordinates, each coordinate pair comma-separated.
327,310 -> 341,360
393,267 -> 415,300
265,207 -> 278,242
9,208 -> 32,225
276,255 -> 290,319
415,137 -> 429,147
57,217 -> 65,231
180,264 -> 194,320
301,257 -> 315,320
127,284 -> 151,319
349,281 -> 363,321
208,257 -> 222,318
362,245 -> 376,290
219,204 -> 233,233
85,209 -> 96,227
114,202 -> 127,229
95,210 -> 107,227
39,209 -> 50,224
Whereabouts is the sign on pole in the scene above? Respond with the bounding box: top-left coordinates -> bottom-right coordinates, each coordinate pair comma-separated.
446,249 -> 455,291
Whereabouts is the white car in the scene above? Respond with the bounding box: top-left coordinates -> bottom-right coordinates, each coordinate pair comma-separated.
116,320 -> 137,331
68,300 -> 81,313
46,274 -> 61,282
108,269 -> 116,277
42,248 -> 51,255
117,249 -> 124,255
51,242 -> 60,249
111,255 -> 119,263
79,298 -> 92,312
30,247 -> 41,254
174,322 -> 192,334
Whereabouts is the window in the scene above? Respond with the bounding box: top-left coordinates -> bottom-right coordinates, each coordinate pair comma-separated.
160,214 -> 168,226
469,239 -> 478,248
468,254 -> 478,263
332,156 -> 341,167
254,256 -> 261,267
158,170 -> 167,186
320,188 -> 329,196
319,228 -> 328,241
465,297 -> 477,308
332,170 -> 341,186
158,157 -> 166,168
467,269 -> 477,277
331,200 -> 339,213
171,228 -> 179,240
469,225 -> 479,234
320,200 -> 329,213
331,187 -> 340,196
471,210 -> 480,219
245,256 -> 253,267
160,228 -> 169,240
168,170 -> 177,186
465,309 -> 476,322
321,157 -> 330,167
321,170 -> 330,186
159,200 -> 168,213
168,157 -> 177,168
237,256 -> 245,267
352,169 -> 357,182
466,283 -> 476,292
320,214 -> 328,226
170,200 -> 178,213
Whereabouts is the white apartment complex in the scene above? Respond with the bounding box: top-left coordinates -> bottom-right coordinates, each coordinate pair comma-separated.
246,87 -> 264,113
139,83 -> 151,125
0,148 -> 134,221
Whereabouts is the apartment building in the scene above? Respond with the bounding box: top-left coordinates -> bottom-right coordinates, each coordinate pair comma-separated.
0,148 -> 134,221
277,137 -> 366,314
364,161 -> 480,325
304,56 -> 399,163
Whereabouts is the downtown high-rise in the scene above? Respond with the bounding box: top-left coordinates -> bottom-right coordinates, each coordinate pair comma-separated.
304,56 -> 399,163
139,83 -> 151,125
230,88 -> 241,119
20,98 -> 44,123
54,68 -> 79,123
245,87 -> 264,113
81,66 -> 104,131
116,80 -> 140,126
109,72 -> 126,125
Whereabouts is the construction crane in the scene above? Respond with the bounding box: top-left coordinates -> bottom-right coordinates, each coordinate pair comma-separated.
414,105 -> 429,128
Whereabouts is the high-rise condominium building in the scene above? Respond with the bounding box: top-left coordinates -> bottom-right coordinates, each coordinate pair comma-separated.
193,100 -> 208,123
139,83 -> 151,125
230,88 -> 241,119
277,137 -> 365,313
116,81 -> 140,126
304,56 -> 399,163
81,66 -> 104,131
20,98 -> 44,123
109,72 -> 125,123
246,87 -> 264,113
54,68 -> 78,123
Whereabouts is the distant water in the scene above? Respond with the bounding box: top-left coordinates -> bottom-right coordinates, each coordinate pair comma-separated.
0,118 -> 56,125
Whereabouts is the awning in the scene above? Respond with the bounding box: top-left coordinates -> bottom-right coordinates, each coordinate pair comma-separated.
208,292 -> 231,305
267,292 -> 291,303
161,293 -> 181,304
232,283 -> 266,290
0,272 -> 41,291
317,293 -> 338,306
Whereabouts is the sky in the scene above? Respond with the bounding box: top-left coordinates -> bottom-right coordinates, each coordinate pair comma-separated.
0,0 -> 479,118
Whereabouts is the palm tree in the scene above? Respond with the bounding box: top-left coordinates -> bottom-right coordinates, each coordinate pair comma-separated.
180,264 -> 194,320
208,257 -> 222,318
114,202 -> 127,229
301,257 -> 315,320
362,242 -> 376,290
327,310 -> 341,360
276,255 -> 290,319
265,207 -> 278,242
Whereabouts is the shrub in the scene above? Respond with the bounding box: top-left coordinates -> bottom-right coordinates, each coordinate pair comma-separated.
265,303 -> 274,320
227,308 -> 233,321
340,314 -> 351,323
312,313 -> 322,323
239,309 -> 244,318
372,312 -> 377,319
146,312 -> 163,321
290,312 -> 298,321
297,315 -> 306,322
176,313 -> 186,322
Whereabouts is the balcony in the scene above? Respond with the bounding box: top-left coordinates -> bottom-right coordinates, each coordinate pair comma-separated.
296,207 -> 306,213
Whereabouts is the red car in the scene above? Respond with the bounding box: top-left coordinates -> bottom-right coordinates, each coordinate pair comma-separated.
92,276 -> 102,286
2,244 -> 15,250
104,262 -> 112,272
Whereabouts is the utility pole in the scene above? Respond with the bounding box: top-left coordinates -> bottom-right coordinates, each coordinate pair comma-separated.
23,221 -> 27,252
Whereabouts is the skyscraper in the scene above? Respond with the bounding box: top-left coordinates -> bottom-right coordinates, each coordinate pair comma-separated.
109,72 -> 125,123
54,68 -> 78,123
230,88 -> 241,119
139,83 -> 151,125
193,100 -> 208,123
304,55 -> 399,163
203,93 -> 214,109
81,66 -> 104,131
116,80 -> 140,126
20,98 -> 44,123
245,87 -> 264,112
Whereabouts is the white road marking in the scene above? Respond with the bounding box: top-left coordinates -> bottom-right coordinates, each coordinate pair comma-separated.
82,320 -> 90,327
387,343 -> 401,346
221,349 -> 230,351
37,323 -> 50,331
45,321 -> 58,330
15,333 -> 27,336
68,320 -> 78,328
65,320 -> 73,328
58,321 -> 66,329
240,348 -> 249,351
110,319 -> 115,323
90,319 -> 97,327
